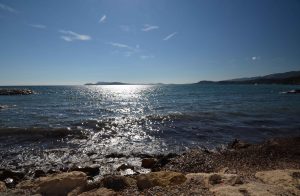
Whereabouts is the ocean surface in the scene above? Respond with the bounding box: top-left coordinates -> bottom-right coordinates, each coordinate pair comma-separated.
0,84 -> 300,173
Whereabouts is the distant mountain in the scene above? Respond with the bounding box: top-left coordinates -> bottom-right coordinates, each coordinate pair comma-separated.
85,82 -> 129,85
197,71 -> 300,85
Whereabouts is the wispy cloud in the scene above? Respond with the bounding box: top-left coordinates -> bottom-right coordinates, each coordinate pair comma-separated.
140,55 -> 154,60
59,30 -> 91,42
163,32 -> 177,41
109,42 -> 133,50
141,24 -> 159,32
0,3 -> 18,14
108,42 -> 140,57
99,15 -> 106,23
29,24 -> 46,29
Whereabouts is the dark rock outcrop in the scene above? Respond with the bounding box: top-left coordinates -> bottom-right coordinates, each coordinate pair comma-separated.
0,89 -> 34,95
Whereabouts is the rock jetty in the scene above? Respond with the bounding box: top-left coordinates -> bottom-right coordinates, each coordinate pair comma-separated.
0,89 -> 34,96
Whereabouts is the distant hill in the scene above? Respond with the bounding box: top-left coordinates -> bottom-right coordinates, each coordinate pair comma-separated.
85,82 -> 129,85
197,71 -> 300,85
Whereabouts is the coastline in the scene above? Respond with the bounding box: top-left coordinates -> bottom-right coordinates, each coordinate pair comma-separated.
1,136 -> 299,195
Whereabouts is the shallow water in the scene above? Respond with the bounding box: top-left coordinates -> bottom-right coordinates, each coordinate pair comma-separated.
0,84 -> 300,173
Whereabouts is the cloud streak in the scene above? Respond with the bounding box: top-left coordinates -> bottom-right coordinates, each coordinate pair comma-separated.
163,32 -> 177,41
99,15 -> 106,23
108,42 -> 140,57
59,30 -> 91,42
141,24 -> 159,32
0,3 -> 18,13
29,24 -> 46,29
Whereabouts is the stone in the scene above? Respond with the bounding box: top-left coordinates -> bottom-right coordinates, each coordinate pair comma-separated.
0,181 -> 6,192
186,172 -> 242,188
208,174 -> 222,185
79,188 -> 117,196
34,170 -> 46,178
116,164 -> 134,171
16,171 -> 87,196
101,176 -> 130,191
228,139 -> 251,149
0,169 -> 25,182
255,169 -> 300,192
71,165 -> 99,176
137,171 -> 186,190
141,158 -> 157,169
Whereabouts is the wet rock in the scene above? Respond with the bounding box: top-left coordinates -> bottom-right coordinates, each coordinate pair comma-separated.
78,188 -> 117,196
101,176 -> 131,191
141,158 -> 157,169
46,168 -> 58,174
116,164 -> 134,171
0,181 -> 7,192
71,165 -> 99,176
137,171 -> 186,190
34,170 -> 46,178
228,139 -> 251,150
0,169 -> 25,187
105,153 -> 126,158
0,89 -> 34,96
16,171 -> 87,196
4,178 -> 15,188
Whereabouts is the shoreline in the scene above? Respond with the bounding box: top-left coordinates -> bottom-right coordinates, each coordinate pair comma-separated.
0,136 -> 299,195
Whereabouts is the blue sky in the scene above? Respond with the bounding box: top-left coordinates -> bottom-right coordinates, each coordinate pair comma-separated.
0,0 -> 300,85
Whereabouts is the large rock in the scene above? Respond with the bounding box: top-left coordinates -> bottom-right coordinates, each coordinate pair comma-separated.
16,171 -> 87,196
101,176 -> 134,191
78,188 -> 117,196
255,169 -> 300,194
137,171 -> 186,190
70,165 -> 100,176
141,158 -> 157,169
209,170 -> 300,196
0,181 -> 6,192
185,172 -> 242,188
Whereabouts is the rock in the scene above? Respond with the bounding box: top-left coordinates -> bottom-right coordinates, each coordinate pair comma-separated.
105,153 -> 126,158
116,164 -> 134,171
210,170 -> 300,196
255,169 -> 300,190
0,169 -> 25,188
0,181 -> 6,192
71,165 -> 99,176
208,174 -> 222,185
0,89 -> 34,96
16,171 -> 87,196
34,170 -> 46,178
137,171 -> 186,190
136,175 -> 154,190
0,169 -> 25,181
228,139 -> 251,149
101,176 -> 131,191
211,182 -> 297,196
141,158 -> 157,169
186,173 -> 242,188
79,188 -> 117,196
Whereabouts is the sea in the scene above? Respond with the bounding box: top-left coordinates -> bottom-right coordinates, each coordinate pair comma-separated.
0,84 -> 300,174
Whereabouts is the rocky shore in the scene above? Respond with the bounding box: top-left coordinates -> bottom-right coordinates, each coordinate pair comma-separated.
0,89 -> 34,96
0,137 -> 299,195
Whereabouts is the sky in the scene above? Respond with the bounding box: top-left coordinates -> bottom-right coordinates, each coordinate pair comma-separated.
0,0 -> 300,85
